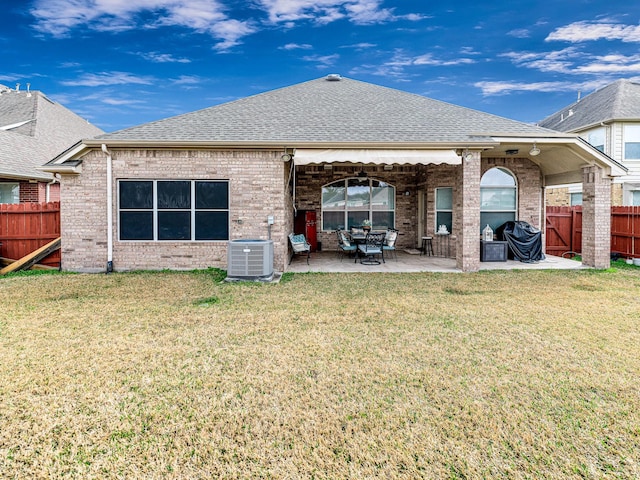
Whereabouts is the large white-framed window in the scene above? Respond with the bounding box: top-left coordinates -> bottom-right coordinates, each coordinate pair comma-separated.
624,124 -> 640,160
0,182 -> 19,204
321,177 -> 395,231
435,187 -> 453,233
584,126 -> 605,153
480,167 -> 517,232
118,180 -> 229,241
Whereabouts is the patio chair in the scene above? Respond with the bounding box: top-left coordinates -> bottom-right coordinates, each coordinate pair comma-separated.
356,231 -> 385,265
336,229 -> 357,261
288,233 -> 311,264
383,228 -> 398,261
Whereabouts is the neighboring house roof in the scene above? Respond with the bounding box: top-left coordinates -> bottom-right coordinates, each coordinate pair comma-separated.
0,84 -> 103,181
538,79 -> 640,132
98,76 -> 557,145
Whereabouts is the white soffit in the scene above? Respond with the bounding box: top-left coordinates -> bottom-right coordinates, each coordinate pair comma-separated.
293,149 -> 461,165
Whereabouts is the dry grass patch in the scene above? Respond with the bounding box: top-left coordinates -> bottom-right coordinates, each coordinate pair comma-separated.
0,268 -> 639,478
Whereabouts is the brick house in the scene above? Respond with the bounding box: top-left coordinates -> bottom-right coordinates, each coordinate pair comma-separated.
0,83 -> 103,203
540,79 -> 640,206
42,76 -> 625,273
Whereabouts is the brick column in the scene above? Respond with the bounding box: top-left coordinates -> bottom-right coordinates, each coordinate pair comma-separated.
581,165 -> 611,268
455,151 -> 480,272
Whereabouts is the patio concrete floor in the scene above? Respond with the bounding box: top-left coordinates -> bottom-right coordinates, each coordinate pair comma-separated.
285,250 -> 585,273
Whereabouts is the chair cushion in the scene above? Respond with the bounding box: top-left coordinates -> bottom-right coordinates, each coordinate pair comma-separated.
290,234 -> 306,244
385,230 -> 397,246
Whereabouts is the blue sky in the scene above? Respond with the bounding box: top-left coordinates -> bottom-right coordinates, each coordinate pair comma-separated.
1,1 -> 639,133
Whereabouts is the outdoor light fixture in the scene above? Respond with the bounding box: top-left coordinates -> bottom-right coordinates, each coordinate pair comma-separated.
281,153 -> 292,162
463,149 -> 474,161
529,142 -> 541,156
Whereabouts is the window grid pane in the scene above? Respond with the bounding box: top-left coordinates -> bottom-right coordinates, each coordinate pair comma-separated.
118,180 -> 228,241
321,178 -> 396,230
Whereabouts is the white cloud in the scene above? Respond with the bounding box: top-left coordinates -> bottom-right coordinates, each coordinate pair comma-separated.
301,54 -> 339,68
501,47 -> 640,76
413,53 -> 475,66
474,79 -> 617,96
171,75 -> 202,85
340,42 -> 377,49
210,19 -> 256,51
136,52 -> 191,63
500,47 -> 580,74
101,97 -> 145,105
60,72 -> 155,87
546,20 -> 640,43
353,49 -> 476,79
507,28 -> 531,39
280,43 -> 313,50
30,0 -> 254,51
256,0 -> 421,26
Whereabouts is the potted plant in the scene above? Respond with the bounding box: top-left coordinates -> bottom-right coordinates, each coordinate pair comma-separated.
362,219 -> 372,232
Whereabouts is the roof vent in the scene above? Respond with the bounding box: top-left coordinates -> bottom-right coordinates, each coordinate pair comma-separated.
326,74 -> 342,81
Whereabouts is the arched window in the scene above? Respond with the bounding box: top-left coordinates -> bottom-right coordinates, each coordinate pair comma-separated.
480,167 -> 517,232
321,178 -> 395,231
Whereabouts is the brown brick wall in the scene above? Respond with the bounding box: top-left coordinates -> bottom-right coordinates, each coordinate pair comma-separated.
18,181 -> 43,203
581,165 -> 611,268
455,152 -> 481,271
60,149 -> 289,273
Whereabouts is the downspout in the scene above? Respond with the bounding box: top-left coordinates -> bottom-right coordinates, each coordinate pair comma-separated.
46,175 -> 58,202
101,144 -> 114,273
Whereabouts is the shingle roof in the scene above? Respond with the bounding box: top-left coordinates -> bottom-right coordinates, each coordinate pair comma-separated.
99,76 -> 556,144
0,88 -> 103,181
538,79 -> 640,132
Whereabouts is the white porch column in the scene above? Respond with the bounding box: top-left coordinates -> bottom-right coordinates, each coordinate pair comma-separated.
456,151 -> 481,272
581,165 -> 611,268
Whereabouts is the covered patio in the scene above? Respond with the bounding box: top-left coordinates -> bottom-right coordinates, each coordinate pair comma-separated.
286,250 -> 584,273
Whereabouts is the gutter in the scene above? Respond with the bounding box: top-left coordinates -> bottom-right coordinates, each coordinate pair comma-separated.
101,144 -> 114,273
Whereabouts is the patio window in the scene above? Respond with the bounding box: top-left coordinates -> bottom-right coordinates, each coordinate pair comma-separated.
480,168 -> 517,232
118,180 -> 229,241
624,124 -> 640,160
321,178 -> 395,231
0,182 -> 19,204
435,187 -> 453,233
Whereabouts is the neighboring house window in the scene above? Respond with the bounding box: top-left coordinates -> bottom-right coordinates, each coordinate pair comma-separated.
570,192 -> 583,206
435,187 -> 453,233
321,178 -> 395,230
632,191 -> 640,206
0,182 -> 19,203
118,180 -> 229,241
584,127 -> 605,153
480,168 -> 517,232
624,124 -> 640,160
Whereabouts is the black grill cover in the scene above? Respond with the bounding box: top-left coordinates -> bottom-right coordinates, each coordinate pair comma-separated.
496,221 -> 545,263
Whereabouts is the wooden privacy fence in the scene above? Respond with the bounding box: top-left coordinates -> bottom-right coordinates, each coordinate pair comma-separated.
546,206 -> 640,258
0,202 -> 61,268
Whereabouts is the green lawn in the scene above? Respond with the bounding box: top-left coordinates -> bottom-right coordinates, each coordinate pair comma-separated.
0,267 -> 639,479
